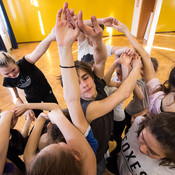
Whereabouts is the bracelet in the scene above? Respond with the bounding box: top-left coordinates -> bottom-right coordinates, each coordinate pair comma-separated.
60,65 -> 76,68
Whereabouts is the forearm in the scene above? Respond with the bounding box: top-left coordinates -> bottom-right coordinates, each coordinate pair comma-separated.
14,97 -> 24,105
104,61 -> 117,85
25,103 -> 59,111
58,47 -> 88,133
121,64 -> 129,81
93,39 -> 107,78
23,116 -> 46,165
124,31 -> 156,81
0,113 -> 13,174
21,119 -> 32,137
8,87 -> 24,105
84,18 -> 103,26
58,46 -> 80,102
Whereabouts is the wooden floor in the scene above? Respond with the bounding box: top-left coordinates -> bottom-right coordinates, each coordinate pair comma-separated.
0,32 -> 175,134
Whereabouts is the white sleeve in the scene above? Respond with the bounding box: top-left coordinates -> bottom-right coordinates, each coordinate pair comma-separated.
105,45 -> 113,57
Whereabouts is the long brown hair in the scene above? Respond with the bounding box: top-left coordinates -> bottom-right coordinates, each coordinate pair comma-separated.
154,66 -> 175,95
27,145 -> 81,175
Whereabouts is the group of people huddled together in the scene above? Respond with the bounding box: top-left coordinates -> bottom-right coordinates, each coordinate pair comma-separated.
0,2 -> 175,175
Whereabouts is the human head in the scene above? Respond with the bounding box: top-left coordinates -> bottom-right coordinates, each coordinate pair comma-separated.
9,129 -> 27,155
168,66 -> 175,90
137,112 -> 175,168
161,66 -> 175,94
38,109 -> 71,150
0,51 -> 19,78
0,51 -> 16,66
81,54 -> 94,67
27,144 -> 81,175
74,60 -> 97,100
151,57 -> 158,72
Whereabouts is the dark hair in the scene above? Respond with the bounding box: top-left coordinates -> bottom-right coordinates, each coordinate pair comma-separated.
99,24 -> 105,30
9,129 -> 27,155
27,145 -> 81,175
137,112 -> 175,168
151,57 -> 158,72
74,60 -> 94,79
50,109 -> 72,143
59,60 -> 94,87
7,129 -> 28,172
157,66 -> 175,94
81,54 -> 94,67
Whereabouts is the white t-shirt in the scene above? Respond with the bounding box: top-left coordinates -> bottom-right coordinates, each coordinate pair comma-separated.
78,37 -> 113,60
117,116 -> 175,175
104,86 -> 125,121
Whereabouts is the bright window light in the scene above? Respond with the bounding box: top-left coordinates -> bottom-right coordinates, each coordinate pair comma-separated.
151,46 -> 175,51
38,10 -> 45,35
106,27 -> 113,37
30,0 -> 39,7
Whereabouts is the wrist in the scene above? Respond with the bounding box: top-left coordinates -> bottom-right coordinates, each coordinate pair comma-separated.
37,116 -> 46,123
125,29 -> 130,37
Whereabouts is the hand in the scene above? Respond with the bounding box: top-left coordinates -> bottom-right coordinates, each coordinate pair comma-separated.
118,53 -> 133,67
12,104 -> 28,117
0,109 -> 2,113
38,112 -> 48,120
102,17 -> 118,27
24,110 -> 35,121
78,11 -> 103,42
131,53 -> 142,69
112,21 -> 129,34
47,108 -> 63,125
1,110 -> 17,128
114,47 -> 132,58
66,8 -> 78,29
55,2 -> 80,47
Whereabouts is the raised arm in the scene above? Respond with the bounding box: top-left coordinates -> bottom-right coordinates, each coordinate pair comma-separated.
48,109 -> 96,175
78,11 -> 107,78
55,3 -> 90,134
55,4 -> 96,174
23,113 -> 47,166
25,27 -> 56,64
110,19 -> 156,83
103,59 -> 120,87
86,54 -> 141,123
0,111 -> 14,175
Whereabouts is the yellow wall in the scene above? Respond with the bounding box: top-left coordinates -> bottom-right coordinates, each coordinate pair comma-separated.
4,0 -> 175,43
156,0 -> 175,32
3,0 -> 135,43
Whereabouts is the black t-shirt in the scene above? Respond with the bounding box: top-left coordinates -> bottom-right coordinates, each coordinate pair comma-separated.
81,74 -> 114,163
3,57 -> 51,100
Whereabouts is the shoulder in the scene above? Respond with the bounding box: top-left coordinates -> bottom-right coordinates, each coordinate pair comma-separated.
18,56 -> 32,66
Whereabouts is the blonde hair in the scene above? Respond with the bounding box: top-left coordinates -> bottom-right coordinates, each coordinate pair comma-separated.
0,51 -> 16,67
